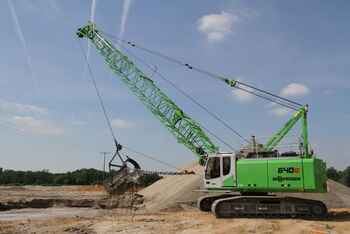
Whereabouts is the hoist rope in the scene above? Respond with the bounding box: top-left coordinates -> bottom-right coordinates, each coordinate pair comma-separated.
78,38 -> 196,172
111,38 -> 246,146
78,39 -> 118,144
234,86 -> 299,111
100,30 -> 302,110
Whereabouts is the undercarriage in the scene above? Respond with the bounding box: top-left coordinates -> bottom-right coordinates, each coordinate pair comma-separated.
198,194 -> 327,218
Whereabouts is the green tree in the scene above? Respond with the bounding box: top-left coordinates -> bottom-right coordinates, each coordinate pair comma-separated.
327,167 -> 340,181
344,166 -> 350,187
53,174 -> 65,185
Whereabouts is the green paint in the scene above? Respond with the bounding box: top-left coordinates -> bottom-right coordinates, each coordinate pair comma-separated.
236,160 -> 269,188
76,23 -> 218,162
77,23 -> 328,195
222,176 -> 235,187
260,105 -> 311,158
268,159 -> 304,189
210,158 -> 327,193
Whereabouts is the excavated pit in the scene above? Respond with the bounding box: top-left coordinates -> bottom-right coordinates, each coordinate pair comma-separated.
0,196 -> 143,211
0,186 -> 143,211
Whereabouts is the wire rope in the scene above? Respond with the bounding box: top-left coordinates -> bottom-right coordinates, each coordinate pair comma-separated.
111,38 -> 246,146
78,39 -> 118,144
100,31 -> 302,109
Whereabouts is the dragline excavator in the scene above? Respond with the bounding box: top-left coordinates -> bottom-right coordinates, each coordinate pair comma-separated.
76,22 -> 328,218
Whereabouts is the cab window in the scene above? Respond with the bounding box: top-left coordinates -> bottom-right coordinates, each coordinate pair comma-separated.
223,157 -> 231,176
205,157 -> 220,179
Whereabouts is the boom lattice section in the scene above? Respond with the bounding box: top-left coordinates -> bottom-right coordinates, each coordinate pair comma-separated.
76,23 -> 219,161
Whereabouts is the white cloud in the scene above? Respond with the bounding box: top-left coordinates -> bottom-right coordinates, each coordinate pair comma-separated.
265,102 -> 277,108
67,120 -> 87,125
268,107 -> 294,117
197,11 -> 239,42
230,88 -> 254,102
0,100 -> 49,115
118,0 -> 134,39
280,83 -> 310,97
8,0 -> 40,95
16,0 -> 59,14
84,0 -> 98,80
111,118 -> 135,129
155,137 -> 164,142
323,89 -> 333,95
90,0 -> 98,22
11,116 -> 64,136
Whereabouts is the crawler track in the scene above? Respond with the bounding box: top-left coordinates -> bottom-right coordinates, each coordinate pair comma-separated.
198,194 -> 237,212
211,196 -> 327,218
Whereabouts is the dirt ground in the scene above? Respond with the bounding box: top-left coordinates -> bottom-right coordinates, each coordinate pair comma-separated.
1,207 -> 350,234
0,186 -> 350,233
0,185 -> 107,201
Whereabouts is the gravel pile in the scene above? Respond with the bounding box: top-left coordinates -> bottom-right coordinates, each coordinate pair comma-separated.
139,162 -> 207,211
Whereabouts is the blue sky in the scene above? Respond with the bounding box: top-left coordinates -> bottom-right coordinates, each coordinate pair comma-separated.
0,0 -> 349,172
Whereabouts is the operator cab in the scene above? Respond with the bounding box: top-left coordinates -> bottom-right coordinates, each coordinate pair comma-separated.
204,153 -> 237,189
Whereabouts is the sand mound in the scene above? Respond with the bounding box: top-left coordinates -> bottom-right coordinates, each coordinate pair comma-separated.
140,161 -> 350,211
139,162 -> 209,211
159,203 -> 194,212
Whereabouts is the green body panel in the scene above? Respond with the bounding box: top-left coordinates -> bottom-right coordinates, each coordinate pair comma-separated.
236,160 -> 269,188
302,158 -> 327,192
216,158 -> 327,193
268,159 -> 304,189
222,175 -> 235,187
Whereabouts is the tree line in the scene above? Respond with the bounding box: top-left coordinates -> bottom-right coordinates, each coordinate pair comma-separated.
326,166 -> 350,187
0,166 -> 349,188
0,167 -> 162,187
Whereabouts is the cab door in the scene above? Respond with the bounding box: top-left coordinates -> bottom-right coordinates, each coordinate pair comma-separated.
204,155 -> 236,189
204,157 -> 222,189
221,155 -> 236,187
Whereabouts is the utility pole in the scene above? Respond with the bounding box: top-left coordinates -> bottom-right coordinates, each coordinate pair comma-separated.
99,152 -> 110,182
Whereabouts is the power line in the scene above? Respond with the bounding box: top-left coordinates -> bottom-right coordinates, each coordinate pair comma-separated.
99,151 -> 110,181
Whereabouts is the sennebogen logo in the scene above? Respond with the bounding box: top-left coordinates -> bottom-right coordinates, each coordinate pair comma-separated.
272,176 -> 301,182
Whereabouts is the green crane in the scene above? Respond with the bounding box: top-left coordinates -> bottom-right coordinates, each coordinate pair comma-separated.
76,23 -> 218,164
260,105 -> 310,157
77,22 -> 328,218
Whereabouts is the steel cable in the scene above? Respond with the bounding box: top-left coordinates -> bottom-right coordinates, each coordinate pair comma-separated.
110,38 -> 244,147
100,30 -> 302,110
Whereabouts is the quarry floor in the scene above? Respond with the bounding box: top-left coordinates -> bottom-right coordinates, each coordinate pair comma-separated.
1,207 -> 350,234
0,186 -> 350,234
